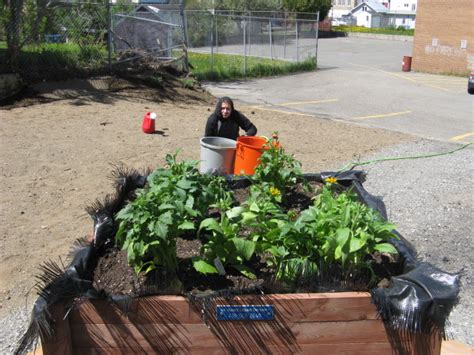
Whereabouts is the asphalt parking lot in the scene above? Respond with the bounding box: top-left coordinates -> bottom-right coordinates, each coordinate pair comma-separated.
205,37 -> 473,144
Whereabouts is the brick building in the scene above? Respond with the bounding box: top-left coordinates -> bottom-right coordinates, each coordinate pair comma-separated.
412,0 -> 473,75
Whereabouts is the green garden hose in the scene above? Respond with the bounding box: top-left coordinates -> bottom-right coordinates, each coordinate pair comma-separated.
338,142 -> 473,173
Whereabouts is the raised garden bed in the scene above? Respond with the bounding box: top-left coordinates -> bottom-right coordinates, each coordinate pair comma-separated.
16,146 -> 459,355
42,293 -> 441,354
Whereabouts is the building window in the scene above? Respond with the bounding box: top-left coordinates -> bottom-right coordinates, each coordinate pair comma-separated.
412,4 -> 416,10
404,3 -> 409,7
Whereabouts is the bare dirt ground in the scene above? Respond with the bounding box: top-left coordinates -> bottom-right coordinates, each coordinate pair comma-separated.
0,78 -> 414,323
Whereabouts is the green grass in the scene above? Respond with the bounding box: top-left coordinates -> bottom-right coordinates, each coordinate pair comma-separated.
333,25 -> 414,36
0,41 -> 6,49
0,42 -> 108,80
187,52 -> 316,81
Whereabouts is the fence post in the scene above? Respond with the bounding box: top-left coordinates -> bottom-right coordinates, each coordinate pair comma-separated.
296,18 -> 299,62
248,12 -> 251,57
243,17 -> 247,77
283,16 -> 287,59
107,0 -> 112,71
210,12 -> 214,77
315,11 -> 319,64
215,12 -> 218,53
183,10 -> 189,48
269,19 -> 273,67
180,4 -> 189,72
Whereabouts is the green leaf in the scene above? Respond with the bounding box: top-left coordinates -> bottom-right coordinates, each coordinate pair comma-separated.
158,203 -> 176,211
226,206 -> 244,219
178,221 -> 195,230
375,223 -> 397,233
241,211 -> 257,223
143,262 -> 156,275
335,227 -> 350,247
374,243 -> 398,255
232,238 -> 256,261
334,245 -> 342,261
199,218 -> 222,233
342,205 -> 351,226
115,206 -> 132,221
249,202 -> 260,213
154,222 -> 168,239
159,211 -> 173,225
232,265 -> 257,279
177,179 -> 193,189
192,258 -> 218,275
349,237 -> 364,253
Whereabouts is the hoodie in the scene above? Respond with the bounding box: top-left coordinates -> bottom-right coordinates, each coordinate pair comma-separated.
204,97 -> 257,140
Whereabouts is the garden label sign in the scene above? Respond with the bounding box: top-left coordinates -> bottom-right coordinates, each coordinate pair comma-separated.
216,305 -> 275,321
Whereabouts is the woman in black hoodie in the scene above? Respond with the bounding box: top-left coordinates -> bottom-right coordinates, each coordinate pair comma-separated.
204,97 -> 257,140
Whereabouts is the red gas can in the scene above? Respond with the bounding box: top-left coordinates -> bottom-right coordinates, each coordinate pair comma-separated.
142,112 -> 156,134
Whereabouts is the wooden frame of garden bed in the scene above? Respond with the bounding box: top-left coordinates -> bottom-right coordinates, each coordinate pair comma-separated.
42,291 -> 441,354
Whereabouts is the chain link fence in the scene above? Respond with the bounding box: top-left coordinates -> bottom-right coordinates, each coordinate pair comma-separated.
1,2 -> 111,80
112,7 -> 187,69
184,10 -> 319,76
1,4 -> 319,80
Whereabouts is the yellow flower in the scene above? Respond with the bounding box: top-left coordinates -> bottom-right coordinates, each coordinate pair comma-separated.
325,177 -> 338,184
269,187 -> 281,196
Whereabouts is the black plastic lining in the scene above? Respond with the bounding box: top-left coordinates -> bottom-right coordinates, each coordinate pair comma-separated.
15,166 -> 149,355
15,168 -> 461,354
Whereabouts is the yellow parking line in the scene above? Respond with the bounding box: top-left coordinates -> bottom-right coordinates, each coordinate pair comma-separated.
350,63 -> 456,92
352,110 -> 411,120
278,99 -> 339,106
450,132 -> 474,141
250,106 -> 315,117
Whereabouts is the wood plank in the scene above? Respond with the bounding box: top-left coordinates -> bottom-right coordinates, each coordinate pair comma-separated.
441,340 -> 474,355
72,342 -> 408,355
69,297 -> 203,325
40,305 -> 73,355
69,292 -> 378,325
33,336 -> 455,354
70,320 -> 393,350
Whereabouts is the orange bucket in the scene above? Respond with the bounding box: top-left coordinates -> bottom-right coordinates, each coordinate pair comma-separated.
233,136 -> 277,175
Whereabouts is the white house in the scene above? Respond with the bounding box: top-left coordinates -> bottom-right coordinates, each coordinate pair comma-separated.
347,0 -> 417,29
348,0 -> 388,28
330,0 -> 358,20
386,0 -> 417,29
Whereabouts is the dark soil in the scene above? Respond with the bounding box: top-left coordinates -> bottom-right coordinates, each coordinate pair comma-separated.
92,181 -> 403,298
1,63 -> 213,110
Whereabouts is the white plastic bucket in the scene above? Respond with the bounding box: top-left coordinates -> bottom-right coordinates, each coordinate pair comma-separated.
200,137 -> 237,175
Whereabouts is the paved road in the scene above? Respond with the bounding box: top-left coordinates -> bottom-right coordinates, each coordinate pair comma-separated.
204,37 -> 474,144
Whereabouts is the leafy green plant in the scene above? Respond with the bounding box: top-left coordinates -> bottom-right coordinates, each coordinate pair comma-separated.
179,77 -> 198,89
195,199 -> 257,279
115,151 -> 229,274
255,182 -> 398,286
252,134 -> 304,195
114,145 -> 399,289
298,183 -> 398,277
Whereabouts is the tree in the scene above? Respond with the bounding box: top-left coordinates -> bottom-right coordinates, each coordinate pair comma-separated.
4,0 -> 24,67
282,0 -> 331,20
